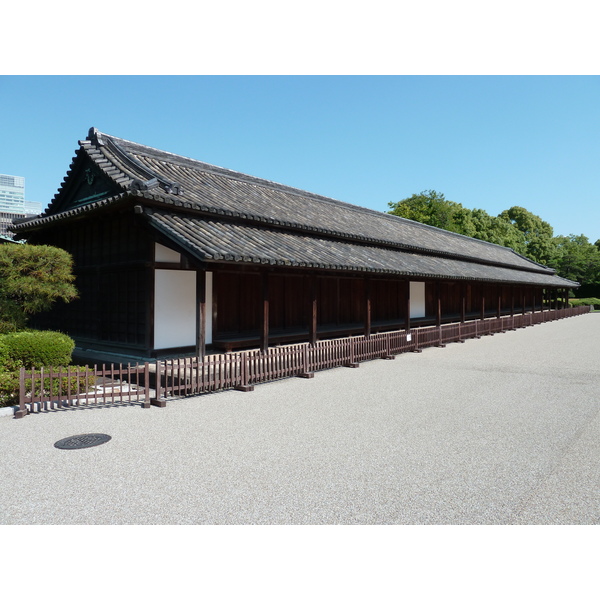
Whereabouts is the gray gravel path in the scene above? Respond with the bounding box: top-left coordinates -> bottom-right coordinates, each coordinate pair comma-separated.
1,314 -> 599,525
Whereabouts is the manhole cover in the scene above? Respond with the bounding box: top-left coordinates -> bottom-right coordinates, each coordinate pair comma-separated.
54,433 -> 112,450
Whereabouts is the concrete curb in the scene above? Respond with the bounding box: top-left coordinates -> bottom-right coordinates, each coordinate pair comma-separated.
0,404 -> 18,418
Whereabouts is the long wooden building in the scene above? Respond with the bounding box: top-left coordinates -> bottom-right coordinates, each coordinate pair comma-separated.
12,128 -> 578,361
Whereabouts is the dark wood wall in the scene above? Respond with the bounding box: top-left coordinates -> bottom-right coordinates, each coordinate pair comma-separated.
26,210 -> 555,357
29,211 -> 153,352
213,271 -> 414,337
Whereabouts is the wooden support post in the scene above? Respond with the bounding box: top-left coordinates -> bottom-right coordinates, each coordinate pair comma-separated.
236,352 -> 255,392
196,270 -> 206,360
436,281 -> 444,347
143,362 -> 151,408
436,281 -> 442,328
481,292 -> 485,321
149,361 -> 167,407
479,287 -> 488,335
309,274 -> 317,346
509,285 -> 516,330
381,333 -> 395,359
413,328 -> 422,352
346,337 -> 359,368
260,272 -> 269,353
14,367 -> 27,419
497,285 -> 501,319
364,277 -> 372,339
405,281 -> 411,332
459,282 -> 466,343
510,286 -> 515,317
297,344 -> 314,378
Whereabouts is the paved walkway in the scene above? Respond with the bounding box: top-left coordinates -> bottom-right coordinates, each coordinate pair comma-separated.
1,313 -> 599,525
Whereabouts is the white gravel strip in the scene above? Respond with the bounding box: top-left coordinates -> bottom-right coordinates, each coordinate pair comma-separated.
1,314 -> 598,525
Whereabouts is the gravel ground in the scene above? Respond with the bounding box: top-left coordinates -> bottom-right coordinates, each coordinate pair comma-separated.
1,313 -> 599,525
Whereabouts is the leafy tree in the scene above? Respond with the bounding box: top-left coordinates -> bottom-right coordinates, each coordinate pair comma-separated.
0,244 -> 78,331
388,192 -> 529,252
387,192 -> 600,294
548,234 -> 600,287
388,190 -> 468,234
498,206 -> 556,264
469,208 -> 528,252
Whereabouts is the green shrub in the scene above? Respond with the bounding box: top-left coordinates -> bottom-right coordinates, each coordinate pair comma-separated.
0,339 -> 8,370
569,297 -> 600,310
0,370 -> 19,407
0,366 -> 96,408
0,330 -> 75,370
0,320 -> 19,335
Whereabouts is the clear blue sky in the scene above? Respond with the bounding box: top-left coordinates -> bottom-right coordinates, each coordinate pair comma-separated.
1,75 -> 599,242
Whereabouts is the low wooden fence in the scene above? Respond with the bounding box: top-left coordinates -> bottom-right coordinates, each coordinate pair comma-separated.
14,362 -> 163,418
14,305 -> 591,418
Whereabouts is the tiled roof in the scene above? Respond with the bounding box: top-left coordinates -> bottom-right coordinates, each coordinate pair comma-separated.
146,209 -> 577,288
14,128 -> 578,288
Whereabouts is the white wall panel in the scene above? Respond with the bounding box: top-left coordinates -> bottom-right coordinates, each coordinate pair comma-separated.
155,242 -> 181,263
154,269 -> 196,349
410,281 -> 426,319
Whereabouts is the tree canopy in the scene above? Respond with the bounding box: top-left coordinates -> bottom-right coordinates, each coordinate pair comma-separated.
388,190 -> 600,295
0,244 -> 78,331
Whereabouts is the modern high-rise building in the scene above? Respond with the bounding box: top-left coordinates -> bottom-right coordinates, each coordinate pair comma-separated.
0,174 -> 42,238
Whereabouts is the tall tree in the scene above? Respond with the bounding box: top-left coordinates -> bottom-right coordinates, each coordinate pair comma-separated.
548,234 -> 600,288
498,206 -> 556,264
469,208 -> 527,252
387,192 -> 598,294
388,190 -> 468,234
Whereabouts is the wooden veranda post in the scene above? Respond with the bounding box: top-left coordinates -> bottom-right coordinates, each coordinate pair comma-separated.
364,277 -> 372,339
405,281 -> 411,332
480,291 -> 485,321
309,275 -> 317,346
196,270 -> 206,359
260,272 -> 269,353
497,285 -> 501,319
510,286 -> 515,317
435,281 -> 442,328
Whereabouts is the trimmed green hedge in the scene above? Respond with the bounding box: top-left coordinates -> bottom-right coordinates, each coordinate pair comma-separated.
569,298 -> 600,310
0,331 -> 79,407
0,331 -> 75,370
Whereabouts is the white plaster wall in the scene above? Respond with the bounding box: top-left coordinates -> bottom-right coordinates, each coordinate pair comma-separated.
410,281 -> 426,319
155,242 -> 181,263
154,269 -> 196,349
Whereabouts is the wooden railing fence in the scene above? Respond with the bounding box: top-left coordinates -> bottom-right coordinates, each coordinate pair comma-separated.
14,305 -> 592,418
